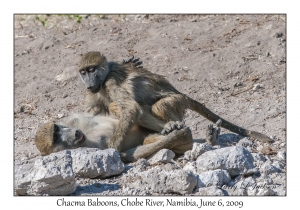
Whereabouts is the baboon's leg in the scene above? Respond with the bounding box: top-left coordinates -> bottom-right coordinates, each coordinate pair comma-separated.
151,94 -> 187,122
120,127 -> 193,163
206,119 -> 222,146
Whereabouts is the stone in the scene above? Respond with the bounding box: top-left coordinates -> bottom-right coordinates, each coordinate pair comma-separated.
277,151 -> 286,162
15,150 -> 76,196
147,149 -> 175,165
195,146 -> 255,176
251,153 -> 266,167
133,163 -> 197,195
183,142 -> 212,161
196,186 -> 227,196
70,148 -> 125,178
197,169 -> 231,188
260,162 -> 281,175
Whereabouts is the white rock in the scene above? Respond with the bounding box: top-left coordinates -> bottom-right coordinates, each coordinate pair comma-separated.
147,149 -> 175,165
277,151 -> 286,162
132,163 -> 197,195
197,169 -> 231,188
195,146 -> 255,176
251,153 -> 266,167
260,162 -> 281,175
70,148 -> 125,178
183,142 -> 212,161
15,150 -> 76,196
197,186 -> 227,196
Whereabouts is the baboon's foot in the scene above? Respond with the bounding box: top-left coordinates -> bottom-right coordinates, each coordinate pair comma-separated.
161,121 -> 185,135
164,127 -> 192,146
206,124 -> 221,146
122,56 -> 143,68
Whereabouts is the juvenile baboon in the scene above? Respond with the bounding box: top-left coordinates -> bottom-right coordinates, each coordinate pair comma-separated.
78,51 -> 273,151
34,112 -> 192,163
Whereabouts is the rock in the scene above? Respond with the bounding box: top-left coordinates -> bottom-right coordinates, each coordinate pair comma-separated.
253,84 -> 262,90
260,162 -> 281,175
272,161 -> 284,170
183,142 -> 212,161
57,113 -> 64,118
70,148 -> 125,178
15,151 -> 76,196
197,169 -> 231,188
136,163 -> 197,195
252,188 -> 275,196
277,151 -> 286,162
224,186 -> 247,196
132,158 -> 149,171
251,153 -> 266,167
218,134 -> 242,146
147,149 -> 175,165
195,146 -> 255,176
196,186 -> 227,196
237,138 -> 253,152
237,137 -> 253,147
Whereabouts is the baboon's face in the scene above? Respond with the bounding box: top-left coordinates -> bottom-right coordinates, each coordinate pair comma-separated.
51,124 -> 86,153
79,64 -> 109,93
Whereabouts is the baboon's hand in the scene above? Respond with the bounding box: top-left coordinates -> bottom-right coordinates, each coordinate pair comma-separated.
206,124 -> 220,146
122,56 -> 143,68
161,121 -> 185,135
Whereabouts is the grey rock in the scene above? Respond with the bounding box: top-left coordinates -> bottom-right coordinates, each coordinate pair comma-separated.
197,169 -> 231,188
277,151 -> 286,162
195,146 -> 255,176
196,186 -> 227,196
251,153 -> 266,167
260,162 -> 281,175
237,137 -> 253,147
15,150 -> 76,196
139,163 -> 197,194
71,148 -> 125,178
218,134 -> 242,146
272,161 -> 284,170
147,149 -> 175,165
183,142 -> 212,161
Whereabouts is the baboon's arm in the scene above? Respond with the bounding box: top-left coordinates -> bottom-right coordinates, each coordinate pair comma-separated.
109,101 -> 143,151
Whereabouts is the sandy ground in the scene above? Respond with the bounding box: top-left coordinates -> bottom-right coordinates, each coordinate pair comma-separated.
14,14 -> 286,194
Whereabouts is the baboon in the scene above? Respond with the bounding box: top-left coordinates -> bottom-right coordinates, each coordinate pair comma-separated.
34,112 -> 192,163
78,51 -> 273,151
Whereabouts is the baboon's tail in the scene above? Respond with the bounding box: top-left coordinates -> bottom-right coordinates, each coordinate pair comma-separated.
186,96 -> 273,143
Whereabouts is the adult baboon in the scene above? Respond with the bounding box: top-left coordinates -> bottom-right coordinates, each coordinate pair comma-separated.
34,112 -> 192,163
78,51 -> 273,151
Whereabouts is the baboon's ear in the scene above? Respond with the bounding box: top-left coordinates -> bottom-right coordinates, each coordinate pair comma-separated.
35,121 -> 55,155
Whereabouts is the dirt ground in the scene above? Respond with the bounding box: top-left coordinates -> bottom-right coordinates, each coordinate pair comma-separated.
14,14 -> 286,193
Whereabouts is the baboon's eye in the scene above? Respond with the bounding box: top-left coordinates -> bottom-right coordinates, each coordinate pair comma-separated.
80,70 -> 86,75
88,67 -> 95,72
